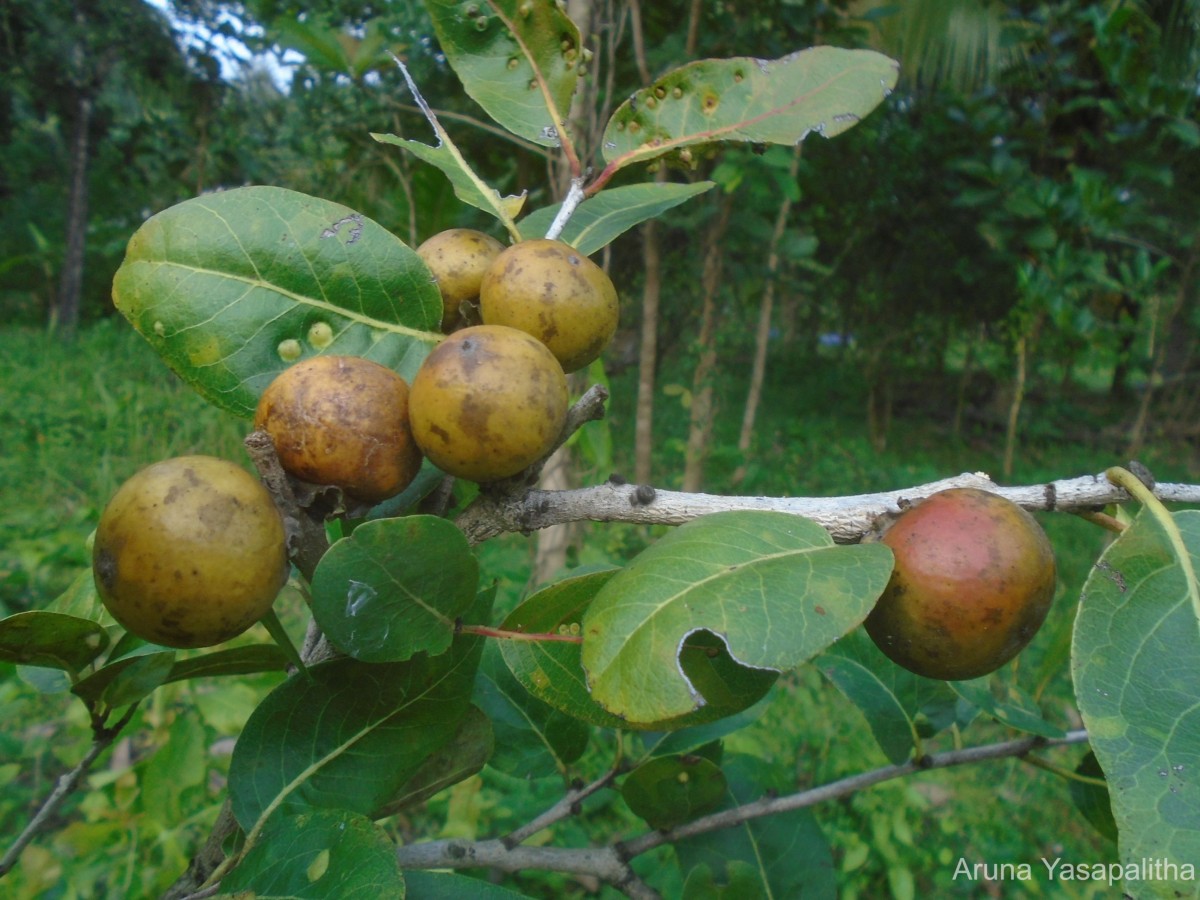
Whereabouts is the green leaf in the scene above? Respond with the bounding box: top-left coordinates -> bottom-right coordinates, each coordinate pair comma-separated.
228,624 -> 485,830
1072,507 -> 1200,889
375,704 -> 494,817
474,641 -> 587,779
499,569 -> 774,731
0,610 -> 109,673
949,677 -> 1064,739
373,131 -> 526,230
42,568 -> 111,624
402,870 -> 530,899
112,185 -> 441,419
817,629 -> 966,764
517,182 -> 716,255
72,650 -> 177,708
581,511 -> 893,724
311,516 -> 479,662
675,754 -> 836,898
163,644 -> 291,683
682,861 -> 766,899
631,690 -> 776,763
622,755 -> 727,830
1070,751 -> 1118,843
222,809 -> 404,898
141,713 -> 207,824
602,48 -> 898,171
424,0 -> 581,148
498,568 -> 625,729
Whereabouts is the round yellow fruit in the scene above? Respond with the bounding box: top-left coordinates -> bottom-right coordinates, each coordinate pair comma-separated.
417,228 -> 506,332
92,456 -> 289,649
254,355 -> 423,503
479,238 -> 618,373
864,488 -> 1057,681
409,324 -> 569,482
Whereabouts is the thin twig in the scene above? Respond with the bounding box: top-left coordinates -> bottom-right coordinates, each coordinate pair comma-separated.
545,177 -> 588,241
394,730 -> 1089,884
0,703 -> 140,877
620,729 -> 1089,857
500,767 -> 620,848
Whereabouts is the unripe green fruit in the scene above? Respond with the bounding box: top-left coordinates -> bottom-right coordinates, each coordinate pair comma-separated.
479,238 -> 618,373
417,228 -> 505,332
93,456 -> 288,649
864,488 -> 1057,681
254,355 -> 423,504
408,324 -> 569,482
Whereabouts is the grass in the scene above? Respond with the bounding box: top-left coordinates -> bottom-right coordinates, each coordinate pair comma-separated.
0,319 -> 247,612
2,318 -> 1195,897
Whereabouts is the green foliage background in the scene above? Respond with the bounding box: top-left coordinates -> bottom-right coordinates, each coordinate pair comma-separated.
4,318 -> 1191,897
1,0 -> 1199,896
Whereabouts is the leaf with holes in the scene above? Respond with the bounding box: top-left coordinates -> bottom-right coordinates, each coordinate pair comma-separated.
500,568 -> 775,731
311,516 -> 478,663
112,185 -> 441,418
581,511 -> 894,724
602,48 -> 898,173
424,0 -> 581,148
1072,507 -> 1200,887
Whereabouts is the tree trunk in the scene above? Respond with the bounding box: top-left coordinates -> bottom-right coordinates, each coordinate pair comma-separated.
952,323 -> 983,438
1127,234 -> 1199,457
682,195 -> 735,493
55,90 -> 92,334
634,211 -> 663,485
533,0 -> 597,585
630,0 -> 662,486
730,147 -> 801,487
1003,333 -> 1027,479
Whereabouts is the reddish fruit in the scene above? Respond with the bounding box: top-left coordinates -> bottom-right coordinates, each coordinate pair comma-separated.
864,488 -> 1057,681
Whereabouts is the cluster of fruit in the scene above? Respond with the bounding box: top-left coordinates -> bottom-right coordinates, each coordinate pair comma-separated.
91,232 -> 619,649
257,230 -> 619,496
91,231 -> 1055,681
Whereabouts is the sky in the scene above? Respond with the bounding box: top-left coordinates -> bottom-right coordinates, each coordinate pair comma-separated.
143,0 -> 301,91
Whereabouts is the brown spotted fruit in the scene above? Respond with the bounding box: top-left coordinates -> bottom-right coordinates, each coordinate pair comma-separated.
479,238 -> 618,373
864,488 -> 1057,681
417,228 -> 506,332
254,355 -> 423,504
93,456 -> 288,649
409,324 -> 568,482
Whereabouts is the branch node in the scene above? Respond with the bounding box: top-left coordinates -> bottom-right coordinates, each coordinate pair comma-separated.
611,841 -> 633,865
630,484 -> 657,506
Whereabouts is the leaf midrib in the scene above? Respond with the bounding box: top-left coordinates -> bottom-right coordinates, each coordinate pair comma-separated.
244,651 -> 473,845
133,258 -> 441,343
594,540 -> 823,665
